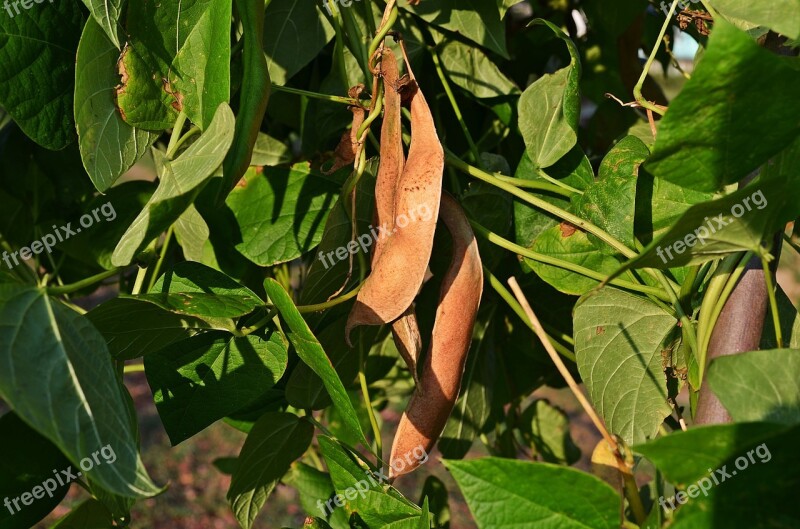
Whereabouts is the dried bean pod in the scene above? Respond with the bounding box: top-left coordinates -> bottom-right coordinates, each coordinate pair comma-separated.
388,193 -> 483,478
346,61 -> 443,339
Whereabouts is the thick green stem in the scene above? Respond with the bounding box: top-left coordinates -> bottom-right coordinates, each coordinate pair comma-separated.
46,268 -> 120,296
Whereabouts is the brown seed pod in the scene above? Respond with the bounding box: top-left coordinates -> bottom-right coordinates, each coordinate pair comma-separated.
345,56 -> 443,340
391,306 -> 422,385
388,193 -> 483,479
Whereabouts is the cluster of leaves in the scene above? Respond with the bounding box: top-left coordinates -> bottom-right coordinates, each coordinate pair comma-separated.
0,0 -> 799,528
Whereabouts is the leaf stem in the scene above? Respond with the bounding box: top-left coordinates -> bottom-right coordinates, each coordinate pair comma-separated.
46,268 -> 120,296
633,0 -> 679,116
492,174 -> 574,197
123,363 -> 145,374
470,220 -> 671,302
147,226 -> 174,293
431,48 -> 482,167
270,84 -> 360,105
358,331 -> 383,462
761,254 -> 783,348
166,111 -> 188,159
297,282 -> 363,313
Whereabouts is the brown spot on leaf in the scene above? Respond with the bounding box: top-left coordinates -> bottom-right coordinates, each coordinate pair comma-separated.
559,222 -> 578,237
596,326 -> 605,335
114,44 -> 130,119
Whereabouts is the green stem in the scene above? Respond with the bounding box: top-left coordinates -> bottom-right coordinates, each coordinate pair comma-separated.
633,0 -> 679,116
298,281 -> 363,313
166,111 -> 188,159
132,266 -> 148,295
485,267 -> 576,361
493,175 -> 574,197
367,0 -> 398,61
431,48 -> 481,167
359,332 -> 383,462
471,220 -> 671,302
449,153 -> 637,258
536,168 -> 584,195
46,268 -> 120,296
123,363 -> 145,374
270,84 -> 360,105
170,126 -> 200,155
147,227 -> 174,293
327,0 -> 352,87
761,254 -> 783,348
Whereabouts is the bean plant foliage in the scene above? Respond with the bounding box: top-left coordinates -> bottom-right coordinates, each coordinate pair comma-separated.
0,0 -> 798,528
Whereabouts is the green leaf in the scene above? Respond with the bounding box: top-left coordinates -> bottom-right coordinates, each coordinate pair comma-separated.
433,30 -> 519,99
574,135 -> 648,252
264,0 -> 335,85
250,133 -> 293,167
518,20 -> 581,169
145,330 -> 288,445
407,0 -> 509,58
0,285 -> 160,498
111,103 -> 235,266
634,422 -> 788,485
318,436 -> 421,527
0,412 -> 71,529
226,163 -> 340,266
0,2 -> 83,149
573,288 -> 675,444
264,279 -> 368,446
80,0 -> 123,48
49,499 -> 114,529
622,178 -> 797,269
521,400 -> 581,465
87,297 -> 234,361
707,349 -> 800,424
439,314 -> 494,459
709,0 -> 800,39
75,19 -> 158,192
283,462 -> 336,519
761,286 -> 800,349
137,261 -> 261,319
528,224 -> 621,295
228,412 -> 314,529
118,0 -> 231,129
644,21 -> 800,192
174,204 -> 211,262
445,457 -> 619,529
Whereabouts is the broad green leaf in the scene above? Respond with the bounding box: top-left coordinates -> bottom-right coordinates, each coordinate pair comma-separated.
0,413 -> 71,529
521,400 -> 581,465
136,261 -> 261,319
621,178 -> 797,269
708,349 -> 800,424
461,181 -> 513,269
513,146 -> 593,248
75,19 -> 158,192
174,204 -> 210,262
264,279 -> 368,446
407,0 -> 508,58
574,135 -> 648,253
635,172 -> 713,245
283,462 -> 336,520
118,0 -> 231,129
226,163 -> 340,266
644,21 -> 800,192
667,424 -> 800,529
299,160 -> 377,305
228,412 -> 314,529
264,0 -> 335,85
251,133 -> 293,167
433,30 -> 519,99
439,314 -> 494,459
49,499 -> 114,529
111,103 -> 235,266
518,20 -> 581,169
634,422 -> 788,485
0,2 -> 83,149
0,285 -> 160,498
528,224 -> 621,295
318,436 -> 421,527
80,0 -> 122,48
87,298 -> 234,361
145,330 -> 288,445
445,457 -> 619,529
574,288 -> 675,444
709,0 -> 800,39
